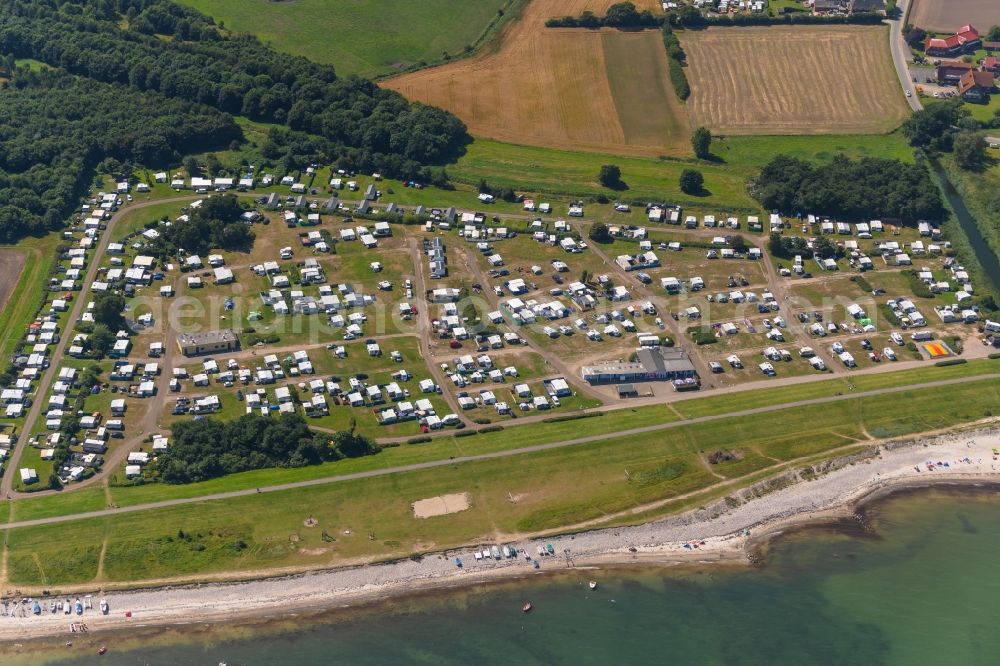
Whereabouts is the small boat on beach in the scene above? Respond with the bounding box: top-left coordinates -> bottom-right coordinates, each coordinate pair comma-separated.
100,599 -> 109,615
589,581 -> 598,590
32,601 -> 41,615
75,599 -> 84,615
546,544 -> 555,556
454,557 -> 462,568
536,545 -> 545,557
522,602 -> 533,613
491,545 -> 501,560
64,600 -> 72,615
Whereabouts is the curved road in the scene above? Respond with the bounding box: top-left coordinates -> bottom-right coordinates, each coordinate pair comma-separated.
3,372 -> 996,530
888,0 -> 922,112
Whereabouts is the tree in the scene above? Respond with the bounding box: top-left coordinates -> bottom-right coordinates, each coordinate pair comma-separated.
588,223 -> 612,244
953,132 -> 988,171
85,324 -> 115,359
183,155 -> 200,177
603,2 -> 641,26
598,164 -> 622,188
989,25 -> 1000,42
679,169 -> 704,194
691,127 -> 712,159
730,235 -> 749,254
92,292 -> 126,330
902,100 -> 964,148
904,26 -> 927,48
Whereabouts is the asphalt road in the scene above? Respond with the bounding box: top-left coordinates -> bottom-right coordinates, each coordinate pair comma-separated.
888,0 -> 922,112
3,372 -> 996,531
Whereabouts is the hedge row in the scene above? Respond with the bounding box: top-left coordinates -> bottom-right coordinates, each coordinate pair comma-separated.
662,26 -> 690,101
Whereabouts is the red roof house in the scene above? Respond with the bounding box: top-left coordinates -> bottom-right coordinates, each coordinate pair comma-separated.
925,25 -> 981,57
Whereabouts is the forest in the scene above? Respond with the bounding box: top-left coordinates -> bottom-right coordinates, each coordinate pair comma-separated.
0,68 -> 239,243
753,154 -> 946,224
154,413 -> 381,484
0,0 -> 468,242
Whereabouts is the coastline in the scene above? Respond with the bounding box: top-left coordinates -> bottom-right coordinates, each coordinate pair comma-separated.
2,424 -> 998,647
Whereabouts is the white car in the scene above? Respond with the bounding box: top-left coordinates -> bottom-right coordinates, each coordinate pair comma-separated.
905,90 -> 912,98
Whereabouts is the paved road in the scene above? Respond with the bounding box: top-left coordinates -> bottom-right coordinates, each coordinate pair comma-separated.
3,372 -> 996,530
888,0 -> 922,111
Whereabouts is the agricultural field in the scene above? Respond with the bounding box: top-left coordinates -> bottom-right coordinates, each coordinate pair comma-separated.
176,0 -> 513,78
907,0 -> 997,33
384,0 -> 689,157
682,25 -> 910,135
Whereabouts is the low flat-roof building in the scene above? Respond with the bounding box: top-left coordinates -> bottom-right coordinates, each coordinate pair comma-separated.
177,329 -> 239,357
581,347 -> 698,385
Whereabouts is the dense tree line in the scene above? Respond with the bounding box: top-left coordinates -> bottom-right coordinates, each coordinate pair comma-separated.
0,0 -> 467,173
753,154 -> 945,224
662,24 -> 689,101
0,68 -> 239,242
156,413 -> 381,484
148,194 -> 254,259
546,2 -> 659,28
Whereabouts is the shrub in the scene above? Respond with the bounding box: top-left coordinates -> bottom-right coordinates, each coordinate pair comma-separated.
934,358 -> 967,367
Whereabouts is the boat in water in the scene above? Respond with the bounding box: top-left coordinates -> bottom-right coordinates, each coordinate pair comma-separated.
589,581 -> 598,590
97,646 -> 107,655
522,602 -> 533,613
100,599 -> 109,615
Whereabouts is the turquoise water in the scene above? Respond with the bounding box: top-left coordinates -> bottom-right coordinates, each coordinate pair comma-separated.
33,488 -> 1000,665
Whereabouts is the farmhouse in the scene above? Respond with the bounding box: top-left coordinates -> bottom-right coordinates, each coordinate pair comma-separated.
177,329 -> 239,356
580,347 -> 698,385
958,70 -> 995,101
937,61 -> 974,84
925,25 -> 981,57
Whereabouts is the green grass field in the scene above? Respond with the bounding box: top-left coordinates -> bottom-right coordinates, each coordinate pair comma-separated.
0,233 -> 61,359
451,133 -> 915,211
5,369 -> 998,586
177,0 -> 512,78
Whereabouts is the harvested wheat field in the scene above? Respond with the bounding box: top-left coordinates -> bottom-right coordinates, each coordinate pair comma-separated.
909,0 -> 997,33
682,25 -> 910,135
384,0 -> 690,156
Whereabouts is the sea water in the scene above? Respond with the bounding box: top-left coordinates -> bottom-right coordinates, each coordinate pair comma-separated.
26,487 -> 1000,665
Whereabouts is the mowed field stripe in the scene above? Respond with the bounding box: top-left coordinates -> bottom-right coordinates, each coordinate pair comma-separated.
682,25 -> 910,135
384,0 -> 689,156
602,30 -> 691,148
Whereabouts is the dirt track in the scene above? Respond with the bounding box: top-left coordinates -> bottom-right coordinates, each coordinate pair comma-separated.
0,249 -> 26,314
383,0 -> 689,157
908,0 -> 996,33
683,25 -> 911,135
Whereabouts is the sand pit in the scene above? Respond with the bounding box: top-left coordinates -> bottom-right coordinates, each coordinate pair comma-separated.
413,493 -> 471,518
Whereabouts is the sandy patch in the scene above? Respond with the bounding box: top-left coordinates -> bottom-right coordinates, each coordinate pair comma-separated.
412,492 -> 471,518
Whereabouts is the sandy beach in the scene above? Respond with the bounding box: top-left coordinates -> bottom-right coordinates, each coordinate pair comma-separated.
2,425 -> 999,643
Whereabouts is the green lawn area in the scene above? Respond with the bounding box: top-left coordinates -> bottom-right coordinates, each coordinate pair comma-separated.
711,132 -> 915,166
0,232 -> 61,359
177,0 -> 513,78
6,369 -> 999,585
450,134 -> 916,213
451,139 -> 761,212
10,485 -> 107,522
111,200 -> 185,240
